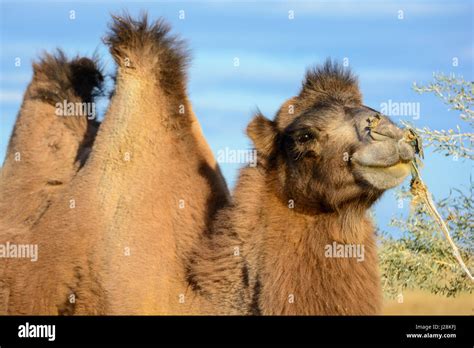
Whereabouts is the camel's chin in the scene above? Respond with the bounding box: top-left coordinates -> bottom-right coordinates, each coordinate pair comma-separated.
354,162 -> 411,190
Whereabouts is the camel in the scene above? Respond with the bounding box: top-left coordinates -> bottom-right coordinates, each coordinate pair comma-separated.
0,14 -> 415,315
187,62 -> 416,314
0,14 -> 229,314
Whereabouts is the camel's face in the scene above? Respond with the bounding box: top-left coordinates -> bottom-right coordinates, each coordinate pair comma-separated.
275,103 -> 415,209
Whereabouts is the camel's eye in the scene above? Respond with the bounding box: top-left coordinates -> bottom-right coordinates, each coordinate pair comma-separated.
296,132 -> 314,144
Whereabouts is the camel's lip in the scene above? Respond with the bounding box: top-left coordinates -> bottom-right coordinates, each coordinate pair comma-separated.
355,161 -> 412,178
351,157 -> 411,169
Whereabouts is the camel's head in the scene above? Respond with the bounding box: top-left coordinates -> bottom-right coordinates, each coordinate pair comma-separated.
247,61 -> 415,211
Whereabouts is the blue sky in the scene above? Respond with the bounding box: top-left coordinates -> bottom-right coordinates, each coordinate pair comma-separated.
0,0 -> 472,236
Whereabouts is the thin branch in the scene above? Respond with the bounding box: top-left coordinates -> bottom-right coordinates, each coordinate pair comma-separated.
409,161 -> 474,281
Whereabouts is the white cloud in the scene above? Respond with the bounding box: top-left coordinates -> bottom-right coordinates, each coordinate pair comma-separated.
358,68 -> 424,84
189,51 -> 431,89
269,0 -> 470,18
191,90 -> 285,114
0,90 -> 23,103
0,72 -> 31,84
189,51 -> 313,85
0,42 -> 106,61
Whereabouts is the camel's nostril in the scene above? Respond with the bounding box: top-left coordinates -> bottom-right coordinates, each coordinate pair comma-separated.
369,130 -> 391,142
365,114 -> 404,141
368,126 -> 402,142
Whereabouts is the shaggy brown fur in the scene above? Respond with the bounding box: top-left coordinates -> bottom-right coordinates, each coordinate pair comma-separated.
0,14 -> 228,314
0,51 -> 103,228
188,61 -> 415,315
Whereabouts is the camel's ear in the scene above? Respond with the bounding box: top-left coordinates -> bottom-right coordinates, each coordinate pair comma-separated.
247,112 -> 276,160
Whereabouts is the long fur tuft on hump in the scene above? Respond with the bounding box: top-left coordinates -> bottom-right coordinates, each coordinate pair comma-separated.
29,50 -> 103,137
105,13 -> 189,98
299,60 -> 362,106
32,50 -> 104,105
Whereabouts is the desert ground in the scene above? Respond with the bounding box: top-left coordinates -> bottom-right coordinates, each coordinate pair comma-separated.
383,291 -> 473,315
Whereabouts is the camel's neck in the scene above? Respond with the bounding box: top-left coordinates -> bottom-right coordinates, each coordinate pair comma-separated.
232,168 -> 382,315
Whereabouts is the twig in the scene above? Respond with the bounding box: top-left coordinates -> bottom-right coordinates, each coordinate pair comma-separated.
406,128 -> 474,282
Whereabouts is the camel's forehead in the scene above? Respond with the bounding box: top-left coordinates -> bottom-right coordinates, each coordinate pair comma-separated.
275,103 -> 386,133
274,102 -> 345,131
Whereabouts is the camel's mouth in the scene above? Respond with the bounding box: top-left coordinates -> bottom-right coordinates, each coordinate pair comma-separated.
354,158 -> 410,169
352,160 -> 411,190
